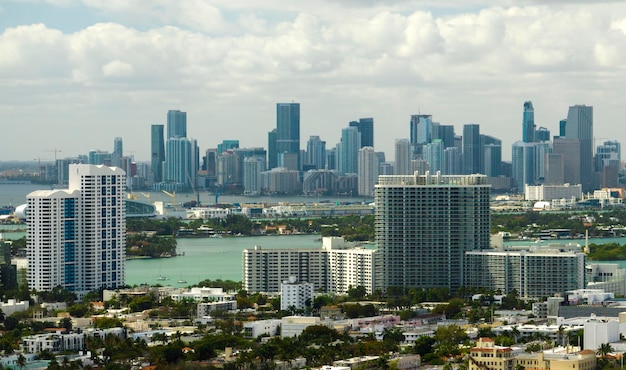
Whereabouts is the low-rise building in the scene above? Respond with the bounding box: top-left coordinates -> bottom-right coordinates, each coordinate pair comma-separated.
469,338 -> 515,370
170,287 -> 235,303
281,316 -> 331,339
243,319 -> 282,339
516,350 -> 596,370
197,300 -> 237,316
0,299 -> 29,316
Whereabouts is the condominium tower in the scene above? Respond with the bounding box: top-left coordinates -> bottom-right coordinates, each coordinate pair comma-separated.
375,172 -> 490,291
27,164 -> 126,297
275,103 -> 300,168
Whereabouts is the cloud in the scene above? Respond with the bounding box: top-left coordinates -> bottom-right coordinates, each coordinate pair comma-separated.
1,1 -> 626,161
101,60 -> 134,77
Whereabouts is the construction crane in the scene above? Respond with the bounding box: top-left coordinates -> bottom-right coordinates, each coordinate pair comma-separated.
186,173 -> 200,206
162,190 -> 177,208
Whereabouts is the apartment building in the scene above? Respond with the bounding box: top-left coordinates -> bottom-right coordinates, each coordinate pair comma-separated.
27,164 -> 126,297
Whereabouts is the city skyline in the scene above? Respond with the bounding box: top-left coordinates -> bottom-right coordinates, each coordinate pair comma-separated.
2,1 -> 626,161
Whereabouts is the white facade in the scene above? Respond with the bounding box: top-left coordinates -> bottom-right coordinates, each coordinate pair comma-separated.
586,263 -> 626,296
584,315 -> 621,351
187,207 -> 230,219
324,242 -> 376,295
27,164 -> 126,297
464,244 -> 586,300
525,184 -> 582,201
0,299 -> 29,316
243,237 -> 376,294
243,157 -> 263,196
243,319 -> 282,339
280,276 -> 314,311
357,146 -> 379,197
170,287 -> 235,303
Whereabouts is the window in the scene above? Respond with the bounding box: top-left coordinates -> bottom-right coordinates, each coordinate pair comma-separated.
101,198 -> 106,206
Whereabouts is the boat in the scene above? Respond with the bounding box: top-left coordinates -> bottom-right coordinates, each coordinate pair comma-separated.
157,274 -> 169,281
178,279 -> 187,284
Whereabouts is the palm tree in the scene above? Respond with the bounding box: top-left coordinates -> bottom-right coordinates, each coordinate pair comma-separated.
597,342 -> 614,358
16,353 -> 26,370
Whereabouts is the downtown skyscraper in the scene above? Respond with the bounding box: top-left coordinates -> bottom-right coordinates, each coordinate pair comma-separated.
275,103 -> 300,169
151,125 -> 165,183
349,118 -> 374,148
27,164 -> 126,297
163,110 -> 197,190
564,105 -> 594,192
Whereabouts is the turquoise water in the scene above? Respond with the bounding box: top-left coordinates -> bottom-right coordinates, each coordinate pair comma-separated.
125,234 -> 322,286
4,233 -> 626,286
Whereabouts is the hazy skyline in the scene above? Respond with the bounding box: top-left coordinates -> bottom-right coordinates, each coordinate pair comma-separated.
2,0 -> 626,162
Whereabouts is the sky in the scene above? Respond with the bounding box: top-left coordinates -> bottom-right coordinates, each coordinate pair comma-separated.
1,0 -> 626,163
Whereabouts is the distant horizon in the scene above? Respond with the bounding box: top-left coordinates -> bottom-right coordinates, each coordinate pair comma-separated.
2,1 -> 626,162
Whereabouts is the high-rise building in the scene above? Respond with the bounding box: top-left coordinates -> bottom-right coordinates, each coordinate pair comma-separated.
394,139 -> 411,175
522,101 -> 535,143
349,118 -> 374,148
88,150 -> 111,166
216,140 -> 239,155
512,141 -> 537,192
338,126 -> 360,174
465,243 -> 585,299
375,172 -> 490,291
357,146 -> 379,197
305,136 -> 326,170
27,164 -> 126,297
276,103 -> 300,168
267,129 -> 278,170
595,140 -> 621,171
164,137 -> 194,189
565,105 -> 593,191
151,125 -> 165,183
243,157 -> 264,196
432,123 -> 455,148
167,110 -> 187,139
535,127 -> 551,142
443,147 -> 462,175
463,124 -> 481,174
410,114 -> 432,157
559,119 -> 567,137
111,137 -> 123,168
483,144 -> 502,177
423,139 -> 444,173
551,138 -> 581,185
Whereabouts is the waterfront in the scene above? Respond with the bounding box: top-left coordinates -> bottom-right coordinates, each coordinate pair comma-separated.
2,230 -> 626,286
128,235 -> 626,287
125,234 -> 322,286
0,183 -> 369,210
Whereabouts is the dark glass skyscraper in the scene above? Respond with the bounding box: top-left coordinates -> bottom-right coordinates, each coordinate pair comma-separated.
167,110 -> 187,139
349,118 -> 374,148
410,114 -> 432,157
276,103 -> 300,165
463,124 -> 481,174
565,104 -> 593,192
267,129 -> 277,170
522,101 -> 535,143
151,125 -> 165,182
